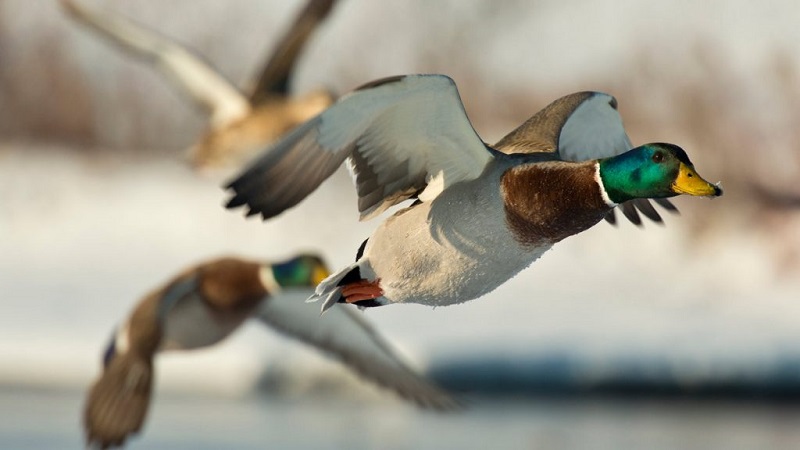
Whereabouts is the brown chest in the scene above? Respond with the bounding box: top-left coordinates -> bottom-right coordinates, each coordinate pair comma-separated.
501,162 -> 611,246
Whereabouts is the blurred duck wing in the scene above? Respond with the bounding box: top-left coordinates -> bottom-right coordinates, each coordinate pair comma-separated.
83,259 -> 260,449
61,0 -> 250,129
257,293 -> 459,410
249,0 -> 339,103
83,285 -> 173,450
84,349 -> 153,449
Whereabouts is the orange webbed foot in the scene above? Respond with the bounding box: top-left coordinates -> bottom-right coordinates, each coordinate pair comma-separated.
341,278 -> 383,303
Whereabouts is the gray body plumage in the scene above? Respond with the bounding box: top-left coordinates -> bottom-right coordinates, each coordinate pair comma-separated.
316,157 -> 553,308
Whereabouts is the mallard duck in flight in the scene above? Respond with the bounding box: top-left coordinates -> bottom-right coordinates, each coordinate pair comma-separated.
61,0 -> 338,170
225,74 -> 722,312
84,254 -> 456,449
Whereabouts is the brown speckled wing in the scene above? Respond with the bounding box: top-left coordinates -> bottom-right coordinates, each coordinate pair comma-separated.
84,355 -> 153,449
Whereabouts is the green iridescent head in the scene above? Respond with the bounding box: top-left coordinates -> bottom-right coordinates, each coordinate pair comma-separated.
598,143 -> 722,204
271,254 -> 330,287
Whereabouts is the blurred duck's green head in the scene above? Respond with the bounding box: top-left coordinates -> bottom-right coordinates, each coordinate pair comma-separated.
272,254 -> 330,287
598,143 -> 722,204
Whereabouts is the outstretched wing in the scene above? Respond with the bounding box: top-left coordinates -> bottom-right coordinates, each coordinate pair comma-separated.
61,0 -> 250,129
249,0 -> 339,104
494,92 -> 676,225
82,283 -> 173,449
257,291 -> 459,410
84,353 -> 153,449
226,74 -> 493,220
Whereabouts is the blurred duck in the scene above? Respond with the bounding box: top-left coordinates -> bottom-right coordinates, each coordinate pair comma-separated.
61,0 -> 337,170
84,254 -> 456,449
226,74 -> 723,312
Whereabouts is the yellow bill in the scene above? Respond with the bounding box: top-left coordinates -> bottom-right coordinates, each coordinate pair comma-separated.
672,163 -> 723,197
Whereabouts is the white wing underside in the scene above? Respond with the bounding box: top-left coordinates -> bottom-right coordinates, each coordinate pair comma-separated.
494,92 -> 633,160
557,93 -> 633,160
62,0 -> 250,129
227,74 -> 493,220
322,75 -> 491,209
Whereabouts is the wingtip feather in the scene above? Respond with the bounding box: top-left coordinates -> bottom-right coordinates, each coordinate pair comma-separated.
603,210 -> 617,226
655,198 -> 679,213
620,202 -> 643,227
224,194 -> 247,209
84,355 -> 152,450
632,198 -> 663,224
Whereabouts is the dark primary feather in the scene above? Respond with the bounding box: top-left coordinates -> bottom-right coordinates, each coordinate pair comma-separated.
249,0 -> 338,103
654,198 -> 679,212
631,198 -> 663,222
226,117 -> 349,219
604,198 -> 670,225
620,201 -> 642,225
603,210 -> 617,225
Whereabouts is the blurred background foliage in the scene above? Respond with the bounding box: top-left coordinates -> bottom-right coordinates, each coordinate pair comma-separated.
2,0 -> 799,268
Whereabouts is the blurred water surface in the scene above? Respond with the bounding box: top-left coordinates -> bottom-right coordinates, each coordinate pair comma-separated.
5,388 -> 800,450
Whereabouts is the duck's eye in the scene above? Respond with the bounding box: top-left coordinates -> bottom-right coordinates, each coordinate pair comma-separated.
652,152 -> 665,163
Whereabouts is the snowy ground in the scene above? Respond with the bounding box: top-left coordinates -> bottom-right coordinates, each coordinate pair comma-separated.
2,143 -> 799,400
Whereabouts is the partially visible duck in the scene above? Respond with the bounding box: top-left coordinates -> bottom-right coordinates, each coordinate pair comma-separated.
61,0 -> 338,170
84,254 -> 456,449
225,74 -> 722,312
